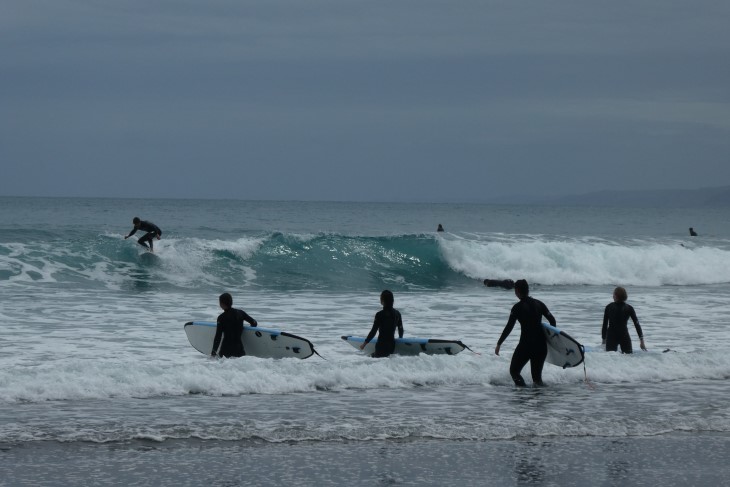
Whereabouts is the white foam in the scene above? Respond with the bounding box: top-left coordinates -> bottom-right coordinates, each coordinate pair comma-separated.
439,235 -> 730,286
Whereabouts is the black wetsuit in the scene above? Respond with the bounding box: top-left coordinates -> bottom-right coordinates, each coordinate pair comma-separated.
212,308 -> 257,358
127,221 -> 162,250
602,302 -> 643,354
498,297 -> 556,386
364,308 -> 404,358
484,279 -> 515,290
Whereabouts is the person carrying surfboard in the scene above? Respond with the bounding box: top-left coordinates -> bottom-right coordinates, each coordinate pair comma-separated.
360,290 -> 404,358
124,217 -> 162,252
212,293 -> 258,358
601,286 -> 646,353
494,279 -> 556,387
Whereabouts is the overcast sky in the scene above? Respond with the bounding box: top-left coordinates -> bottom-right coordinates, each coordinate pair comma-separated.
2,1 -> 729,202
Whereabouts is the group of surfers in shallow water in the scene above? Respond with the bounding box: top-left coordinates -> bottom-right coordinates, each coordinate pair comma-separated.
491,279 -> 645,387
209,282 -> 646,388
125,216 -> 645,387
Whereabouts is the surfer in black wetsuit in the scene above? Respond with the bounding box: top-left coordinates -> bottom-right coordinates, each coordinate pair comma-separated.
125,217 -> 162,252
360,290 -> 404,358
212,293 -> 258,358
689,227 -> 698,236
602,286 -> 646,353
484,278 -> 515,290
495,279 -> 556,387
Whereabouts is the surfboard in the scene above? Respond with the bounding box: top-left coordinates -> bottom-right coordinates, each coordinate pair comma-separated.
341,335 -> 470,356
184,321 -> 317,359
542,322 -> 585,368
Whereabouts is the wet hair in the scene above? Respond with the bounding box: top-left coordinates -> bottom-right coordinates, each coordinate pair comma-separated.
133,217 -> 141,225
219,292 -> 233,308
380,289 -> 394,308
514,279 -> 529,297
613,286 -> 628,303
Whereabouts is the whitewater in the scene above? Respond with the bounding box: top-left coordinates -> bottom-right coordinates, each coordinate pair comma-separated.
1,197 -> 729,486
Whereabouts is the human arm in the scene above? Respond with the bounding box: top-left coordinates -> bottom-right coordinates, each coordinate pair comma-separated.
360,316 -> 380,350
540,301 -> 557,327
495,314 -> 517,355
124,227 -> 137,239
601,305 -> 609,345
629,305 -> 646,351
211,321 -> 224,356
396,311 -> 404,339
240,310 -> 257,327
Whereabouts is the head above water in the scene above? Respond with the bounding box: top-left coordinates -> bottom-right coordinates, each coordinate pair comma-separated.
613,286 -> 628,303
219,292 -> 233,309
514,279 -> 529,298
380,289 -> 394,308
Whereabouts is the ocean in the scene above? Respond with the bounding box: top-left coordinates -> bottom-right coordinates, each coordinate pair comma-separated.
1,196 -> 729,486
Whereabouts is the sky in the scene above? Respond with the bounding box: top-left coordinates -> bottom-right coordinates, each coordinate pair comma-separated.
2,0 -> 730,202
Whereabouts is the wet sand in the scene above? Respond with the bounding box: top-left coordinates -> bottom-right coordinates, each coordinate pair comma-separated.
2,432 -> 727,486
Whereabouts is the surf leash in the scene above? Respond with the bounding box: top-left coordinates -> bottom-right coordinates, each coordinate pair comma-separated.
312,347 -> 326,360
459,341 -> 481,356
581,346 -> 596,390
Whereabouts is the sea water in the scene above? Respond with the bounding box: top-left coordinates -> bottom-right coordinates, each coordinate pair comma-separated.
1,197 -> 729,486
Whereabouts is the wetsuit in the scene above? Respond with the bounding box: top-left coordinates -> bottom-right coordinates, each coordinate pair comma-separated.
484,279 -> 515,290
602,302 -> 643,354
212,308 -> 257,358
363,308 -> 404,358
498,297 -> 556,386
126,220 -> 162,250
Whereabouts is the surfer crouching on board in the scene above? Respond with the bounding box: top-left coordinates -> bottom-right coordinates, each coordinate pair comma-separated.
212,293 -> 258,358
495,279 -> 556,387
124,217 -> 162,252
602,286 -> 646,353
360,290 -> 404,358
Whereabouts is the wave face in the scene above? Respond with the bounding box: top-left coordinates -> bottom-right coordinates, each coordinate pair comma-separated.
2,231 -> 730,291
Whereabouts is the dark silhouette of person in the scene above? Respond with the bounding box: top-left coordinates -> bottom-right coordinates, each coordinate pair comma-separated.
689,227 -> 698,236
494,279 -> 556,387
484,278 -> 515,290
602,286 -> 646,353
125,217 -> 162,252
212,293 -> 258,358
360,290 -> 404,357
437,224 -> 445,232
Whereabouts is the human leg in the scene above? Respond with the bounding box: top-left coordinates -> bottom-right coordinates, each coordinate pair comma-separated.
509,344 -> 530,387
529,343 -> 548,386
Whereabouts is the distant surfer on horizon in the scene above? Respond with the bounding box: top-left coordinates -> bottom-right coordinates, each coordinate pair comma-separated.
212,293 -> 258,358
437,224 -> 444,232
484,278 -> 515,290
602,286 -> 646,353
689,227 -> 698,236
124,217 -> 162,252
360,290 -> 404,358
495,279 -> 556,387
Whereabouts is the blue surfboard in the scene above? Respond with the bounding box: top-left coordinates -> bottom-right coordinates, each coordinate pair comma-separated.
341,335 -> 470,356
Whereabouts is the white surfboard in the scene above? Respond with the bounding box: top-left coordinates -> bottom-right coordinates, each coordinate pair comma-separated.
184,321 -> 318,359
542,322 -> 584,368
341,335 -> 470,356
